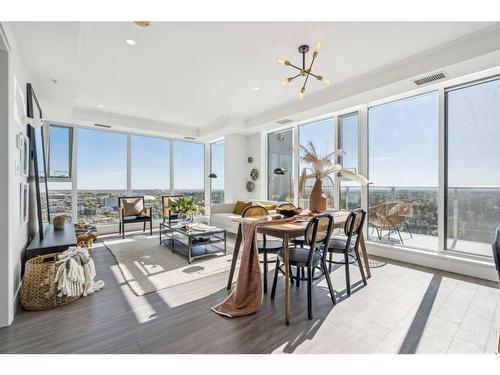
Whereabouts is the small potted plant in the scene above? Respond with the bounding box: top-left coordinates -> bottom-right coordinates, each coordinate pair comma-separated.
170,196 -> 201,225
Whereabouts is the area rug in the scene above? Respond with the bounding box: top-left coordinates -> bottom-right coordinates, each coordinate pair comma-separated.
103,236 -> 236,296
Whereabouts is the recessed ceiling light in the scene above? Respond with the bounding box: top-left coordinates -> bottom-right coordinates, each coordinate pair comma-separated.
125,38 -> 136,46
98,104 -> 104,108
188,121 -> 193,125
253,86 -> 260,91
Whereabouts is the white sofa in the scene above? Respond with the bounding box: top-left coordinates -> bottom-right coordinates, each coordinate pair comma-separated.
210,201 -> 283,234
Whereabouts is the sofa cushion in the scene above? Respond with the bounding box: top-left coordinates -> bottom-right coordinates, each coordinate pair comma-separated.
256,202 -> 277,211
233,200 -> 252,215
210,213 -> 241,232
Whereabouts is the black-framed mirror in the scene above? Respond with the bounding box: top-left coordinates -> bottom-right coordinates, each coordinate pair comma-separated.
26,83 -> 50,240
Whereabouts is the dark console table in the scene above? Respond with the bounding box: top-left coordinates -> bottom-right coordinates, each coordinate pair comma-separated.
26,223 -> 77,261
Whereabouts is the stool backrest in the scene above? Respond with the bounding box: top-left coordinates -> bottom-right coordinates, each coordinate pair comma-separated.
493,228 -> 500,284
242,205 -> 269,218
304,213 -> 334,263
344,209 -> 366,250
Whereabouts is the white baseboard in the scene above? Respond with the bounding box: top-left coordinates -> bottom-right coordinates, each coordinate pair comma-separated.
367,242 -> 498,283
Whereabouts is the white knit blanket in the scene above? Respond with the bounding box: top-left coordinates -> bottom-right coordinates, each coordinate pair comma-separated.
54,247 -> 105,297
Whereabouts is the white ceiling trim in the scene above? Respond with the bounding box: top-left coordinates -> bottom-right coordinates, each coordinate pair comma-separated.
72,106 -> 198,139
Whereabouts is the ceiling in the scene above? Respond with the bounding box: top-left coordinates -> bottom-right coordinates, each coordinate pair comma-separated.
9,21 -> 498,133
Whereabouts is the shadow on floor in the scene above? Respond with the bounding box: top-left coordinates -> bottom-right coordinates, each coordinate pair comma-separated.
399,274 -> 442,354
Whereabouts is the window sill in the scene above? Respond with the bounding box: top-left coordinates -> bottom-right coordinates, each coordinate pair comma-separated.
366,241 -> 497,283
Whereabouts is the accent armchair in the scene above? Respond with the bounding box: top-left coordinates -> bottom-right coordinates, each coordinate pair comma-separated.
161,195 -> 183,224
118,196 -> 152,239
368,201 -> 413,244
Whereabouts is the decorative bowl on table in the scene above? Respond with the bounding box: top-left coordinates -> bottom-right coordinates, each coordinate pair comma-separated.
276,207 -> 303,218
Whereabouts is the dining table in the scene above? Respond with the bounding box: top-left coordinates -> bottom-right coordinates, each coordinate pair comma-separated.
226,210 -> 371,325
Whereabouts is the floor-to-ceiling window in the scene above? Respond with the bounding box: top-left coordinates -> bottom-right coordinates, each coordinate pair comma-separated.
77,128 -> 127,225
368,92 -> 439,250
210,140 -> 224,204
173,140 -> 205,211
268,129 -> 294,202
298,118 -> 335,209
46,125 -> 73,220
131,135 -> 170,220
339,113 -> 361,210
446,78 -> 500,257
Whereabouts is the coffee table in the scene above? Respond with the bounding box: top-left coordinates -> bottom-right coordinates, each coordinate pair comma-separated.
159,221 -> 226,263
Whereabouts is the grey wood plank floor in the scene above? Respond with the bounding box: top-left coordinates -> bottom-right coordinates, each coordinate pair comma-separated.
1,231 -> 499,354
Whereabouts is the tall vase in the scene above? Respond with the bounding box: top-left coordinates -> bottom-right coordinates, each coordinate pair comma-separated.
309,179 -> 327,213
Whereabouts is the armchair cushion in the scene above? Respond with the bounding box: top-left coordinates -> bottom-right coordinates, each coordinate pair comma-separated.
121,197 -> 145,216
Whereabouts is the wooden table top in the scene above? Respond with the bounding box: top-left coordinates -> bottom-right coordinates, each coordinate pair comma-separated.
234,210 -> 349,232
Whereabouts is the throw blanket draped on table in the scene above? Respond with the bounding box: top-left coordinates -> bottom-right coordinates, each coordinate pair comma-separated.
212,216 -> 296,317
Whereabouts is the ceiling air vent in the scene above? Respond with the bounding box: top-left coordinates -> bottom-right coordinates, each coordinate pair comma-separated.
413,72 -> 447,87
184,136 -> 196,140
276,118 -> 293,125
94,123 -> 111,129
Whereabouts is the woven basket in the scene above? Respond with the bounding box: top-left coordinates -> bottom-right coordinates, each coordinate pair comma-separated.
21,253 -> 80,311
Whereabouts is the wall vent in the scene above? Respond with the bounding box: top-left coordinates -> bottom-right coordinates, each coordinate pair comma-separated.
276,118 -> 293,125
413,72 -> 447,86
94,123 -> 111,129
184,136 -> 196,140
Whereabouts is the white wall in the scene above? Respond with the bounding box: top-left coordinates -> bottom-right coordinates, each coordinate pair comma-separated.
223,133 -> 248,202
221,132 -> 269,203
0,24 -> 31,327
246,133 -> 265,201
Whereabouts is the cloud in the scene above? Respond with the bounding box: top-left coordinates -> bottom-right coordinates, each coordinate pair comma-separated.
373,156 -> 393,162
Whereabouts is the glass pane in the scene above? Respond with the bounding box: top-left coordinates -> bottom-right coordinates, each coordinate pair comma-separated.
49,126 -> 70,178
368,92 -> 439,250
34,127 -> 46,178
47,181 -> 72,222
446,79 -> 500,256
76,128 -> 127,225
210,141 -> 224,204
173,141 -> 205,212
131,135 -> 170,220
339,114 -> 361,210
298,118 -> 335,209
268,129 -> 294,202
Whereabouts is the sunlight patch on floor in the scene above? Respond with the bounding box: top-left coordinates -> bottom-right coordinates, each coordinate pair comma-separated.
110,263 -> 160,324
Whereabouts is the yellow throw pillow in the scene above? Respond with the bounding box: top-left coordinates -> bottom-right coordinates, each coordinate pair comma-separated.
256,202 -> 277,211
233,201 -> 252,215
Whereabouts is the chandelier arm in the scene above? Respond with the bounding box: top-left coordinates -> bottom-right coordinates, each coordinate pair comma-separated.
289,73 -> 301,81
302,72 -> 310,91
307,53 -> 317,74
287,63 -> 303,72
307,71 -> 320,79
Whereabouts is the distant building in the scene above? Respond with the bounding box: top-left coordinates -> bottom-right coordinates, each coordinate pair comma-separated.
100,206 -> 113,214
102,197 -> 118,208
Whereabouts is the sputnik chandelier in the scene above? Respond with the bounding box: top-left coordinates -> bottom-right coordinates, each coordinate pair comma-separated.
278,42 -> 330,100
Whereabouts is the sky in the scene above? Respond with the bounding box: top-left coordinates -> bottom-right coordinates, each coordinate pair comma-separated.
73,129 -> 205,190
369,91 -> 439,187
